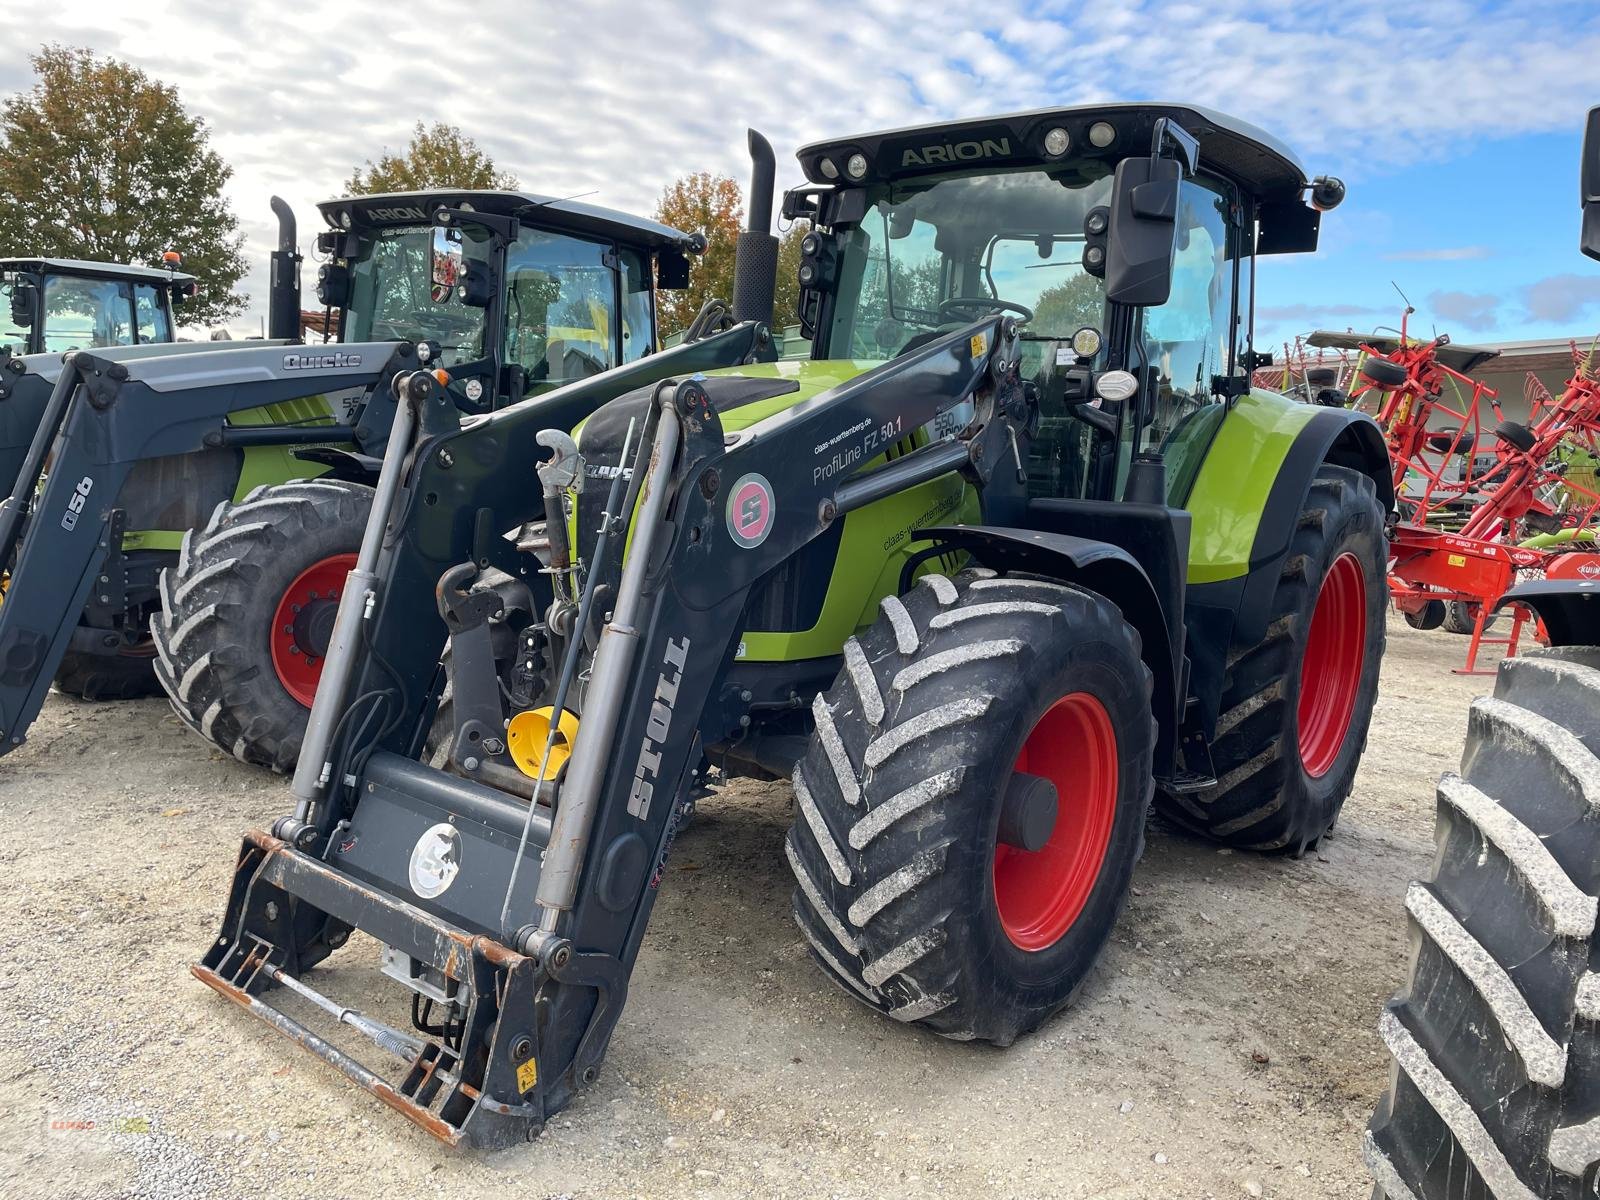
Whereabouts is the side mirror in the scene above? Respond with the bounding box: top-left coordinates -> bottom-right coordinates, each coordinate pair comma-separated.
9,281 -> 37,328
1583,104 -> 1600,262
1103,155 -> 1181,307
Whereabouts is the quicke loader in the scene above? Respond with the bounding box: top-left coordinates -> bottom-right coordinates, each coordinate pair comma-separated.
0,190 -> 727,762
186,102 -> 1394,1148
1364,105 -> 1600,1200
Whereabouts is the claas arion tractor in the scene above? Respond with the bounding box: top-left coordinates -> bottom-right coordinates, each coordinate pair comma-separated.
0,191 -> 726,758
193,105 -> 1392,1147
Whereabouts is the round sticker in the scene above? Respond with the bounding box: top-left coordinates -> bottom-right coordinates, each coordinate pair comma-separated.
408,822 -> 462,899
464,378 -> 484,403
725,472 -> 775,549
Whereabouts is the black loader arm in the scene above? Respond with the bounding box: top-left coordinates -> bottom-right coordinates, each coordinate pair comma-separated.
0,341 -> 420,755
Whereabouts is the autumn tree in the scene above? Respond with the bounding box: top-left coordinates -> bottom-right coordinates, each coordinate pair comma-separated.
773,220 -> 811,334
0,45 -> 247,326
346,122 -> 517,195
653,172 -> 742,334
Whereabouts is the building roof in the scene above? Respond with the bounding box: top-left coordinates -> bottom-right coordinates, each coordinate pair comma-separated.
318,191 -> 694,251
0,257 -> 197,286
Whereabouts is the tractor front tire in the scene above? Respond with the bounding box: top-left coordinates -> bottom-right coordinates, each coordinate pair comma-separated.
786,570 -> 1155,1045
54,645 -> 163,700
152,479 -> 372,771
1367,649 -> 1600,1199
1164,464 -> 1386,854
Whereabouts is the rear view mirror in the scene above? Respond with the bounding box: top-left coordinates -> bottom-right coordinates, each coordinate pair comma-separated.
431,228 -> 465,302
9,281 -> 37,328
1104,156 -> 1181,307
1583,104 -> 1600,261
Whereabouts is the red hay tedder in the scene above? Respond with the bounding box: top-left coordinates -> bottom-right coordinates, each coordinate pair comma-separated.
1308,314 -> 1600,672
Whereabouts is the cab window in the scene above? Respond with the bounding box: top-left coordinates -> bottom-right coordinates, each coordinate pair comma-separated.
42,276 -> 133,352
619,247 -> 653,363
1136,177 -> 1240,503
134,283 -> 171,343
504,229 -> 617,394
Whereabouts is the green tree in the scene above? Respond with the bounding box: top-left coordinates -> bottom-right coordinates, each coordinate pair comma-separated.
346,122 -> 517,195
0,45 -> 247,327
1032,272 -> 1105,335
653,172 -> 742,334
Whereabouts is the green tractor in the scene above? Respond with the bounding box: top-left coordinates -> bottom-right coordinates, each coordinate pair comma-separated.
193,103 -> 1393,1146
0,189 -> 703,743
0,255 -> 196,356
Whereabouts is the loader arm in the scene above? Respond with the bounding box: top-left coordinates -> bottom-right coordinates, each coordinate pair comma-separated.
0,341 -> 420,753
192,314 -> 1022,1148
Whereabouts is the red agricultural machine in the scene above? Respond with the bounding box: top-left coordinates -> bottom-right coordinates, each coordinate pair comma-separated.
1310,317 -> 1600,670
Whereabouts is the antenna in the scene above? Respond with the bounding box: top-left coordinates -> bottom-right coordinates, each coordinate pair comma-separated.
527,189 -> 599,212
1391,280 -> 1414,313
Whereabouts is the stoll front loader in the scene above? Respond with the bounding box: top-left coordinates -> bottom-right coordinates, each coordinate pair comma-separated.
1365,106 -> 1600,1200
0,190 -> 737,759
192,102 -> 1392,1148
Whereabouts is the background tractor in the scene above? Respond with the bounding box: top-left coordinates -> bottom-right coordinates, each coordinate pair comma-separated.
0,255 -> 196,357
191,104 -> 1393,1148
1365,104 -> 1600,1200
0,188 -> 729,761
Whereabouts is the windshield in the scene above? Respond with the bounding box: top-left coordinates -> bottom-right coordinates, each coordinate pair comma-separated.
41,275 -> 134,352
504,228 -> 629,396
827,166 -> 1114,360
345,225 -> 490,368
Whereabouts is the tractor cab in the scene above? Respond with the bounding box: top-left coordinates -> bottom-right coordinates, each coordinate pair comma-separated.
784,104 -> 1340,507
0,257 -> 197,355
307,191 -> 699,413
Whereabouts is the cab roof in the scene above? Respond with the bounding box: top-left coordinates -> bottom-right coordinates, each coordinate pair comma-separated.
797,102 -> 1311,201
318,190 -> 694,251
0,257 -> 197,286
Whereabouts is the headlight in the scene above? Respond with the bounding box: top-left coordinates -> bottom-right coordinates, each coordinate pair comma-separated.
1088,121 -> 1116,149
846,153 -> 868,180
1043,127 -> 1070,157
819,157 -> 839,180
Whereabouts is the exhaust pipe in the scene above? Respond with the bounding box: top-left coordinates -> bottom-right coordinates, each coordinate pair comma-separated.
730,129 -> 778,328
267,196 -> 302,342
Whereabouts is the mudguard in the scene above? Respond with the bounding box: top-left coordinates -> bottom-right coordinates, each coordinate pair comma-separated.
1498,579 -> 1600,648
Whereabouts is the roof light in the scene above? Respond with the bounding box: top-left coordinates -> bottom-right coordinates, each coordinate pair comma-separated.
1043,127 -> 1070,157
819,157 -> 839,180
846,153 -> 868,180
161,250 -> 182,266
339,211 -> 352,229
1088,122 -> 1117,149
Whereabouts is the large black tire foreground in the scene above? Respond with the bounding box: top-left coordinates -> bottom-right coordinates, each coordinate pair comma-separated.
152,478 -> 373,771
54,646 -> 163,700
1367,648 -> 1600,1200
786,569 -> 1156,1045
1161,464 -> 1387,854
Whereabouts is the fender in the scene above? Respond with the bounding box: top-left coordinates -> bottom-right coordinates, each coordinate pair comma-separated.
1184,403 -> 1391,738
1499,579 -> 1600,648
919,523 -> 1181,777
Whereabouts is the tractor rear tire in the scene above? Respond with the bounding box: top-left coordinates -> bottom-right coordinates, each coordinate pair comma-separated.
1163,464 -> 1386,854
54,646 -> 163,700
1443,599 -> 1500,636
785,570 -> 1155,1045
1366,648 -> 1600,1199
152,478 -> 372,771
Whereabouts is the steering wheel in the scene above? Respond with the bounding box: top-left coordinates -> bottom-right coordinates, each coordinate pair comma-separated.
937,296 -> 1034,322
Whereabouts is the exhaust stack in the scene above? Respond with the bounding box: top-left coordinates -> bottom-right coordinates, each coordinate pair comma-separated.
730,129 -> 779,328
267,196 -> 303,342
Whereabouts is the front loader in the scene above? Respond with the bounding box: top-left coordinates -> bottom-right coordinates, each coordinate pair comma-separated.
194,103 -> 1392,1148
0,186 -> 728,759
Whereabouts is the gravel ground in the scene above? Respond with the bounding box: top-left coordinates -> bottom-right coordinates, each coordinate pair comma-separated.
0,614 -> 1497,1200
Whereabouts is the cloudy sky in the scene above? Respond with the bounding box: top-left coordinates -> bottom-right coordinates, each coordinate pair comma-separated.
4,0 -> 1598,349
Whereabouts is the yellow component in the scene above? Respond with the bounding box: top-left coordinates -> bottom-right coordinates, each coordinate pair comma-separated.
969,331 -> 987,359
1447,553 -> 1467,567
507,706 -> 580,780
516,1056 -> 538,1094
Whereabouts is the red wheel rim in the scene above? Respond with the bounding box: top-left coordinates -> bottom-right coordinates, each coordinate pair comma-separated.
269,553 -> 356,708
993,692 -> 1118,952
1297,552 -> 1367,778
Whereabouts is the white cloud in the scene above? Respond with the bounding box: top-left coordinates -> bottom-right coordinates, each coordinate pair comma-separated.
1383,246 -> 1493,262
5,0 -> 1598,333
